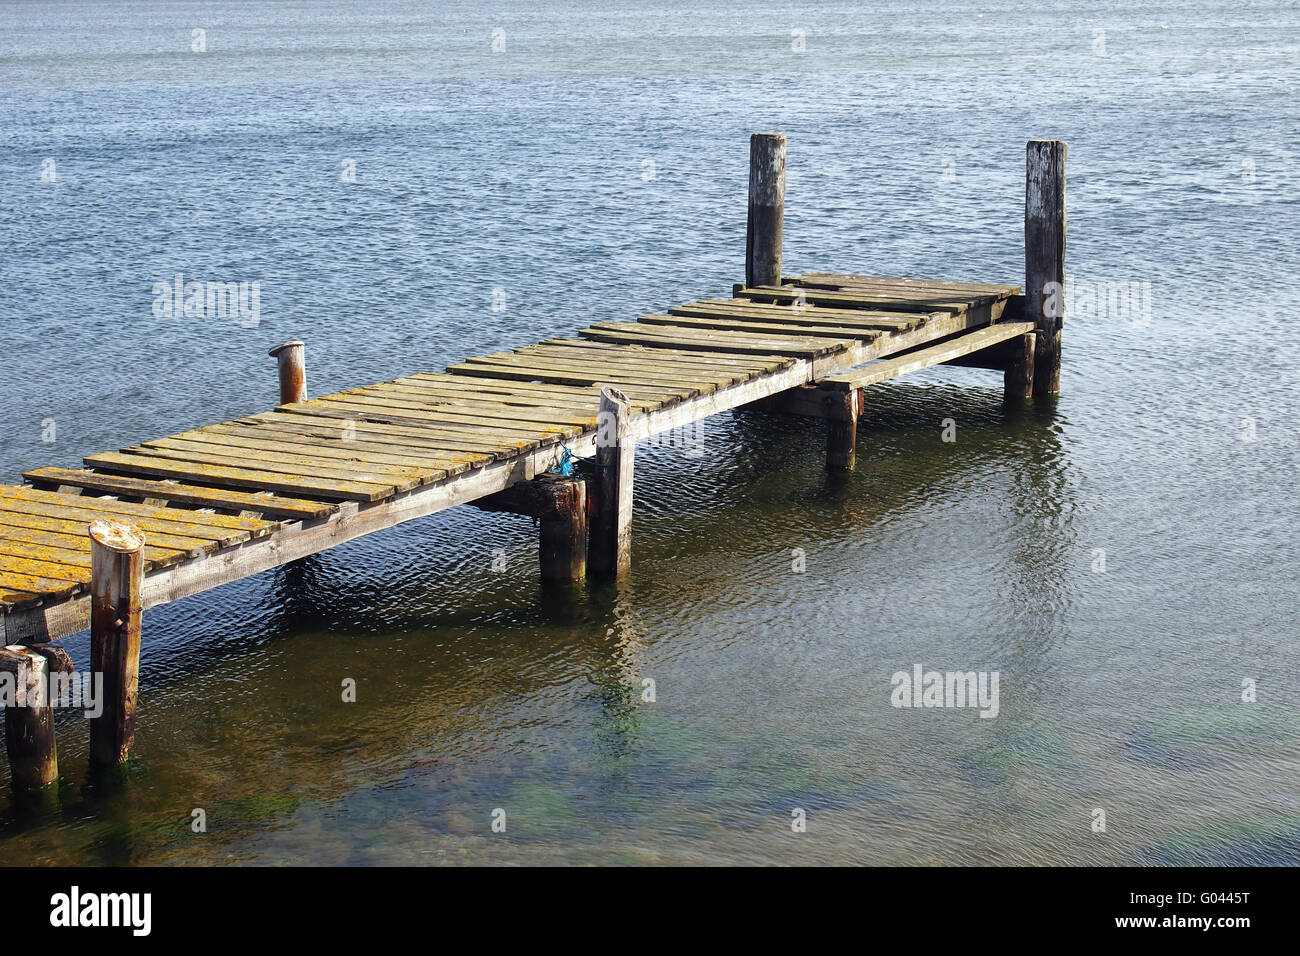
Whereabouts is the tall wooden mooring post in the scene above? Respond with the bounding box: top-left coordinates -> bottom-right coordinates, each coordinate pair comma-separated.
752,136 -> 1065,467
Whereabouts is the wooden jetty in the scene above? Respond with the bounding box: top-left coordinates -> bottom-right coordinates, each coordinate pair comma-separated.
0,135 -> 1065,793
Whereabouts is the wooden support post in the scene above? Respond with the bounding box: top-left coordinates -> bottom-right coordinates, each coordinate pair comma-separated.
590,386 -> 634,577
825,388 -> 860,471
752,385 -> 859,469
471,476 -> 588,582
1004,331 -> 1036,401
746,132 -> 786,288
537,476 -> 587,583
269,340 -> 306,405
2,647 -> 57,792
88,520 -> 144,771
1025,140 -> 1066,397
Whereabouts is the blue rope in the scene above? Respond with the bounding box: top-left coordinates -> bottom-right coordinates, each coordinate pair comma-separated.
546,444 -> 611,476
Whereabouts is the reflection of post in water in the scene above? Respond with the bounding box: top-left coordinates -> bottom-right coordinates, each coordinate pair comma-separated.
271,555 -> 327,633
584,582 -> 650,759
999,398 -> 1078,645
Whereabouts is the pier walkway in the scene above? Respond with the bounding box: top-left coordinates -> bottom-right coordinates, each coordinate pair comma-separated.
0,134 -> 1065,791
1,273 -> 1024,641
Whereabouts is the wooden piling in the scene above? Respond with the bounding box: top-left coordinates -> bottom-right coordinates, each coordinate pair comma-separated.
269,340 -> 307,405
471,476 -> 588,582
825,388 -> 860,471
746,132 -> 786,289
590,386 -> 634,577
1004,331 -> 1036,401
1025,141 -> 1066,397
2,647 -> 58,792
88,520 -> 144,771
538,476 -> 587,582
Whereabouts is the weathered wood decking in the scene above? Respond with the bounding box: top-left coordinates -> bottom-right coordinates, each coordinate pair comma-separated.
2,133 -> 1066,790
0,273 -> 1019,644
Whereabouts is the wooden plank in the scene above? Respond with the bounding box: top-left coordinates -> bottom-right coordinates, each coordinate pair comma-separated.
359,377 -> 607,411
366,384 -> 628,425
0,537 -> 114,572
410,373 -> 611,399
380,392 -> 620,422
609,321 -> 853,353
447,360 -> 709,395
503,355 -> 754,388
412,373 -> 681,408
703,297 -> 929,323
0,588 -> 46,612
796,273 -> 1017,293
462,348 -> 740,384
126,440 -> 431,492
305,396 -> 585,441
592,321 -> 852,356
425,371 -> 681,397
145,433 -> 475,480
247,409 -> 547,451
461,352 -> 742,389
738,285 -> 972,314
0,484 -> 276,536
819,322 -> 1036,390
534,338 -> 796,372
365,382 -> 606,413
0,509 -> 218,555
19,468 -> 336,520
241,412 -> 538,459
83,451 -> 391,502
311,392 -> 590,433
796,273 -> 1019,296
204,420 -> 519,464
0,534 -> 183,573
384,376 -> 616,410
0,555 -> 89,585
0,519 -> 191,566
581,322 -> 851,358
0,570 -> 80,600
785,302 -> 996,376
150,429 -> 480,476
514,342 -> 775,375
0,495 -> 261,549
352,382 -> 603,426
270,402 -> 570,447
428,381 -> 674,410
636,313 -> 880,341
669,300 -> 920,332
784,284 -> 999,307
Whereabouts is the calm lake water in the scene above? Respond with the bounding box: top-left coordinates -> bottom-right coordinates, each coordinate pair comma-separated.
2,0 -> 1299,865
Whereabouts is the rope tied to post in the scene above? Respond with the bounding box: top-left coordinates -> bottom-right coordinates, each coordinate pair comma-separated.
546,385 -> 629,476
546,444 -> 612,476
